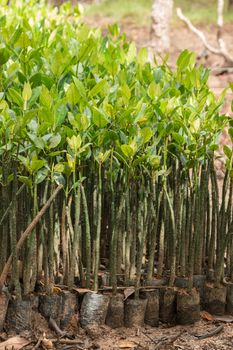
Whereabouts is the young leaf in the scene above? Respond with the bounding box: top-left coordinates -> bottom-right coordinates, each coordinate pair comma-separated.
89,80 -> 107,98
66,83 -> 79,106
121,144 -> 134,159
67,135 -> 82,152
126,42 -> 136,63
138,47 -> 148,66
141,127 -> 153,143
40,85 -> 53,109
22,82 -> 32,101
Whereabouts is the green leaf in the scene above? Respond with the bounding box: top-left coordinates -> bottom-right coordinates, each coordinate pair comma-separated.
54,172 -> 66,186
223,145 -> 232,160
40,85 -> 53,109
54,103 -> 67,127
89,80 -> 107,98
228,128 -> 233,143
8,88 -> 23,107
108,23 -> 120,37
95,150 -> 111,164
16,32 -> 31,48
11,26 -> 23,45
73,76 -> 86,98
177,49 -> 195,71
154,67 -> 164,84
141,127 -> 153,143
27,133 -> 45,150
54,163 -> 65,173
147,81 -> 157,99
30,158 -> 46,173
69,113 -> 90,131
92,108 -> 109,128
126,42 -> 137,63
77,38 -> 95,62
121,84 -> 131,102
172,132 -> 184,145
22,82 -> 32,101
0,15 -> 6,28
66,83 -> 79,105
35,168 -> 48,184
51,50 -> 67,76
67,135 -> 82,152
30,73 -> 54,89
0,47 -> 10,65
121,144 -> 134,159
138,47 -> 148,66
217,87 -> 228,105
102,150 -> 111,163
48,134 -> 61,149
18,176 -> 32,188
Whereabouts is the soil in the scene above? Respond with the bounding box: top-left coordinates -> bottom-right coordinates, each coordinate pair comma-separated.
204,284 -> 227,316
2,310 -> 233,350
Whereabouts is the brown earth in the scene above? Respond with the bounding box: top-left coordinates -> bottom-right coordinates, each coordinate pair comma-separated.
2,311 -> 233,350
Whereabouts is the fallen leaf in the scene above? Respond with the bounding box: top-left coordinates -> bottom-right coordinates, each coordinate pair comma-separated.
118,340 -> 136,348
200,310 -> 215,321
123,287 -> 135,300
214,315 -> 233,323
53,286 -> 62,294
0,336 -> 30,350
42,338 -> 54,349
72,287 -> 95,294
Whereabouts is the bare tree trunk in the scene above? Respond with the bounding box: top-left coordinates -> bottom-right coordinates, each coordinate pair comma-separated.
229,0 -> 233,9
151,0 -> 173,53
177,0 -> 233,66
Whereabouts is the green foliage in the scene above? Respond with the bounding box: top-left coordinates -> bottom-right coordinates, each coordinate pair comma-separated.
0,0 -> 230,194
0,0 -> 232,293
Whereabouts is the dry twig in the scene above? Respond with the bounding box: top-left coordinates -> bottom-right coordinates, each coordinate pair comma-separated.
50,338 -> 85,349
193,324 -> 224,340
31,338 -> 42,350
176,6 -> 233,65
48,317 -> 65,337
154,332 -> 183,349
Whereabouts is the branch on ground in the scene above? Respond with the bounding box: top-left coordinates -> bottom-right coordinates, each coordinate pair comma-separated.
176,6 -> 233,66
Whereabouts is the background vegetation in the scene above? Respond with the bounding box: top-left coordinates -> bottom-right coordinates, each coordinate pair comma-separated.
84,0 -> 233,25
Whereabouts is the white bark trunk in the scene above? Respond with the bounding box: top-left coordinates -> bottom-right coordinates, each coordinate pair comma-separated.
151,0 -> 173,53
177,0 -> 233,65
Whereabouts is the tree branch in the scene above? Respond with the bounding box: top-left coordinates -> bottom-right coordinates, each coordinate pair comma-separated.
176,7 -> 233,65
0,184 -> 63,292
